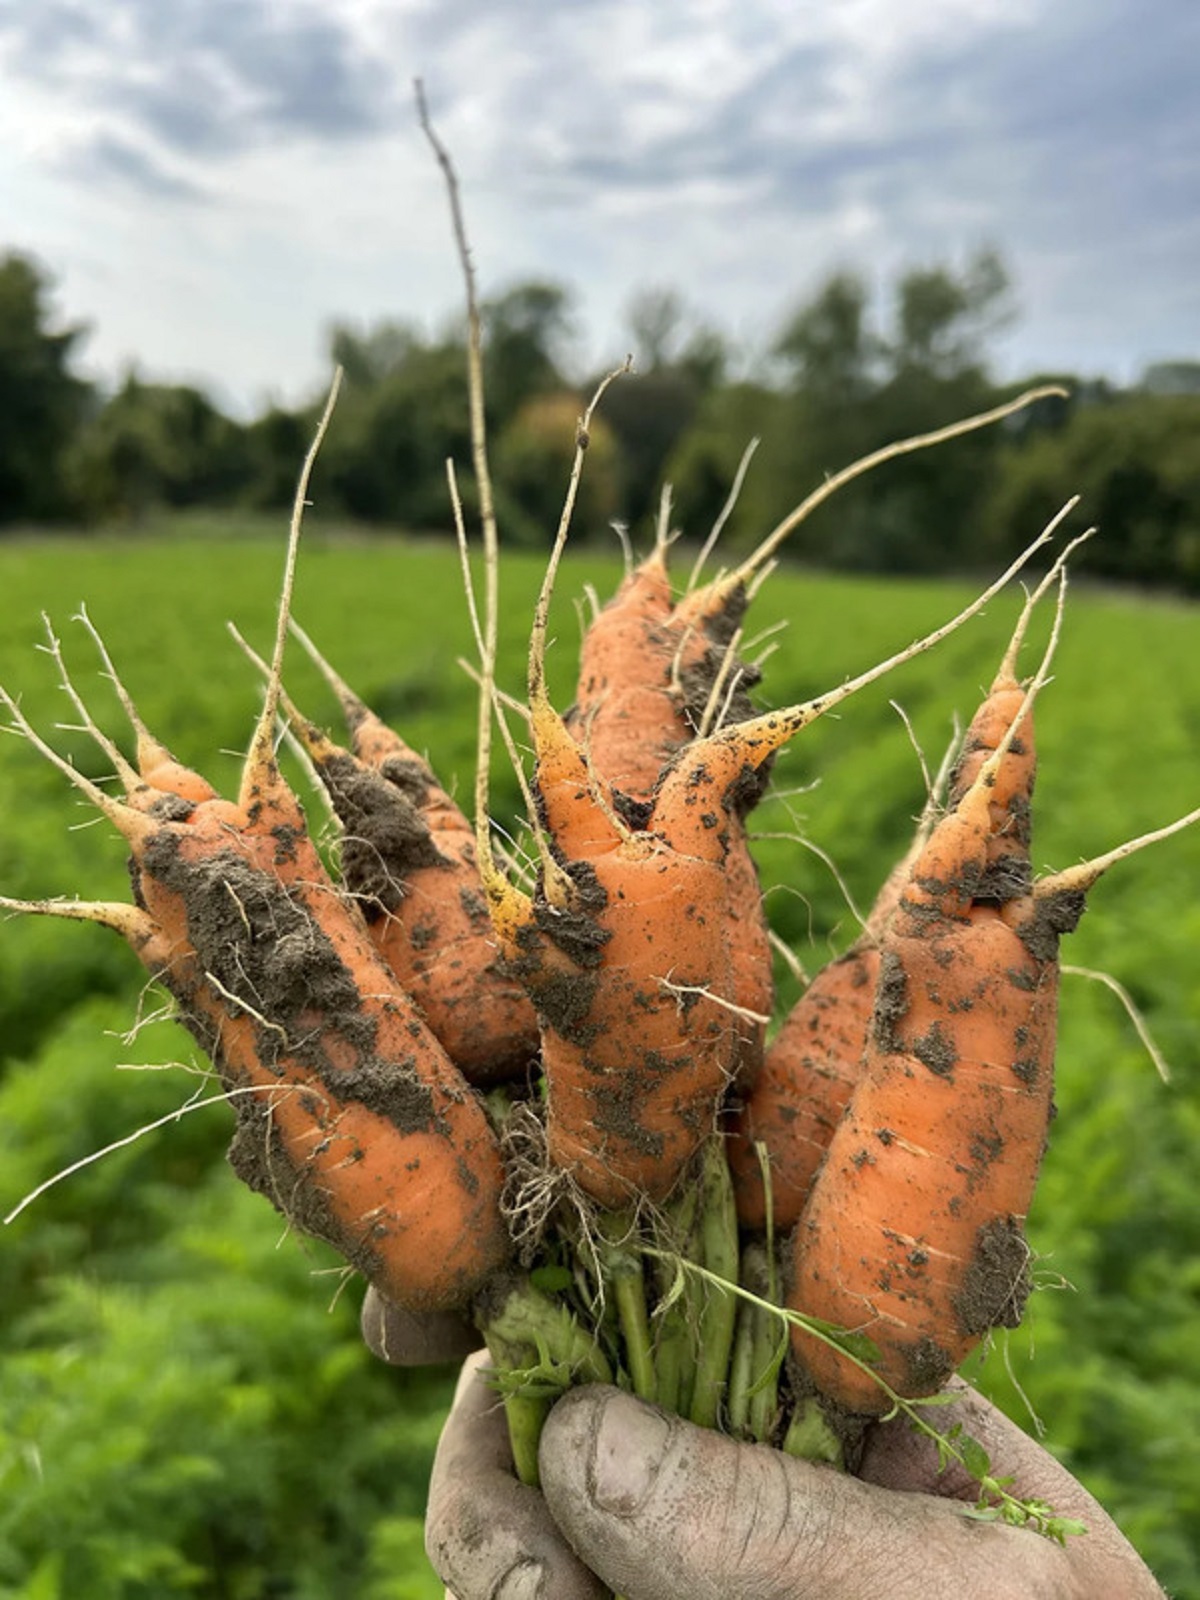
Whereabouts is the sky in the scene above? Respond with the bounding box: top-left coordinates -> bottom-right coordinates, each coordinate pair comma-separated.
1,0 -> 1197,416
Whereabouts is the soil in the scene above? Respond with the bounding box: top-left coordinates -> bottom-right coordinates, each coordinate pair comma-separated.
952,1215 -> 1032,1336
141,832 -> 439,1136
316,752 -> 446,914
1015,887 -> 1089,964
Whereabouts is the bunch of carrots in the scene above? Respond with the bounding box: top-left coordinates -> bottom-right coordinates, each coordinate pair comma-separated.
3,99 -> 1198,1559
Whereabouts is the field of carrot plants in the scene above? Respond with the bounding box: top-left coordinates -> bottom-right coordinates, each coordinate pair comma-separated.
1,524 -> 1198,1597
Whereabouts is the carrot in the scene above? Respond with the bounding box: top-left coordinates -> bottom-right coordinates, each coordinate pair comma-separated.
471,428 -> 1062,1205
0,377 -> 510,1312
785,568 -> 1200,1414
570,386 -> 1068,809
232,621 -> 538,1084
1,890 -> 507,1312
730,523 -> 1090,1230
563,390 -> 1068,1088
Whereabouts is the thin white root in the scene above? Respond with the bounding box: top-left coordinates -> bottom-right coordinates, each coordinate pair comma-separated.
1039,805 -> 1200,899
711,502 -> 1076,772
727,385 -> 1070,588
749,829 -> 866,931
768,928 -> 810,988
687,435 -> 760,592
1061,964 -> 1172,1084
4,1082 -> 271,1225
39,614 -> 141,792
657,977 -> 771,1027
240,365 -> 343,808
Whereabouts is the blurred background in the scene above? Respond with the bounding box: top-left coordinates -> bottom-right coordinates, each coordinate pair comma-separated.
1,3 -> 1198,1596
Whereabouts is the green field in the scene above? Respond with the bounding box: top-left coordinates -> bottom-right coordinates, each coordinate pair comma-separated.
2,523 -> 1198,1597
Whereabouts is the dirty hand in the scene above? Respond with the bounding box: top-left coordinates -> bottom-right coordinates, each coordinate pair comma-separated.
416,1349 -> 1164,1600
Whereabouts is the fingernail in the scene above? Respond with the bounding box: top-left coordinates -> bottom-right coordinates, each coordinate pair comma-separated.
493,1559 -> 544,1600
591,1392 -> 672,1518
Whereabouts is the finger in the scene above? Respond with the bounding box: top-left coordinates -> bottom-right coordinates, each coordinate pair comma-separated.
360,1283 -> 482,1367
538,1386 -> 1161,1600
425,1352 -> 608,1600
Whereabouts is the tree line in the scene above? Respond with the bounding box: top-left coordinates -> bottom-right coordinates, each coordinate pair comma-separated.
2,248 -> 1198,589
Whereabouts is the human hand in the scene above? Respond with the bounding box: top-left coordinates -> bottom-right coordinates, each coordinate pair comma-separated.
360,1282 -> 481,1368
422,1350 -> 1166,1600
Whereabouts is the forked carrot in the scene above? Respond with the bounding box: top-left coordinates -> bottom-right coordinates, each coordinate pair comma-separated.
472,427 -> 1065,1204
730,521 -> 1091,1230
786,571 -> 1200,1412
0,374 -> 510,1312
233,622 -> 538,1084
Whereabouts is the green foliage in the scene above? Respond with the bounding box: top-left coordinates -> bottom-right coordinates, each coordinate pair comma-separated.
0,254 -> 92,525
69,376 -> 252,523
1,534 -> 1198,1592
979,392 -> 1200,591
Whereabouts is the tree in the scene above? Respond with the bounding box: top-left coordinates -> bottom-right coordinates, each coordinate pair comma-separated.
69,373 -> 250,522
978,393 -> 1200,591
328,319 -> 423,390
482,281 -> 574,419
0,252 -> 92,524
741,251 -> 1026,573
773,270 -> 879,406
889,247 -> 1013,382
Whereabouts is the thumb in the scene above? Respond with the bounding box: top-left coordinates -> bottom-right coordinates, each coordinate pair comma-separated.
538,1387 -> 1069,1600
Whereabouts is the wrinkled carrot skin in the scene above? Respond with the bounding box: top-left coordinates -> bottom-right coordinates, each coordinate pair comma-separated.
729,945 -> 879,1230
149,926 -> 507,1311
286,697 -> 538,1084
63,719 -> 513,1312
786,770 -> 1068,1414
567,555 -> 771,1079
500,708 -> 738,1207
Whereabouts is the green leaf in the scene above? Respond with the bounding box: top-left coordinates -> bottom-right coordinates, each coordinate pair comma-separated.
529,1265 -> 574,1294
958,1433 -> 992,1481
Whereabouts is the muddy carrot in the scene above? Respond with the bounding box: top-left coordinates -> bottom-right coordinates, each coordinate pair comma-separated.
729,522 -> 1090,1230
234,622 -> 538,1084
786,573 -> 1199,1414
0,376 -> 510,1312
476,438 -> 1063,1205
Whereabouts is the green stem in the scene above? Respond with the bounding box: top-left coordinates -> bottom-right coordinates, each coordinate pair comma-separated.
612,1267 -> 657,1401
651,1182 -> 701,1417
502,1392 -> 553,1487
596,1209 -> 658,1401
726,1293 -> 756,1435
781,1397 -> 844,1467
689,1138 -> 739,1429
478,1275 -> 614,1486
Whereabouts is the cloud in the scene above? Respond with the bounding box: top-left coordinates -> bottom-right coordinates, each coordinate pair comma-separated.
0,0 -> 400,171
1,0 -> 1195,400
54,132 -> 211,203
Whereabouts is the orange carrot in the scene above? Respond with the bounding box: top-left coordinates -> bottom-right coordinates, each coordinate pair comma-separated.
232,622 -> 538,1084
473,435 -> 1061,1204
561,393 -> 1068,1089
729,530 -> 1090,1231
785,571 -> 1199,1414
0,379 -> 510,1311
0,671 -> 510,1309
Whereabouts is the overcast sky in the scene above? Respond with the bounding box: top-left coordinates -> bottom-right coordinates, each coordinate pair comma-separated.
2,0 -> 1197,414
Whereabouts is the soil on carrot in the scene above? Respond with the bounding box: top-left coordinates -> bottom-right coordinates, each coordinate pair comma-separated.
872,950 -> 909,1052
952,1215 -> 1032,1336
140,833 -> 442,1135
314,753 -> 448,912
1016,888 -> 1089,965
